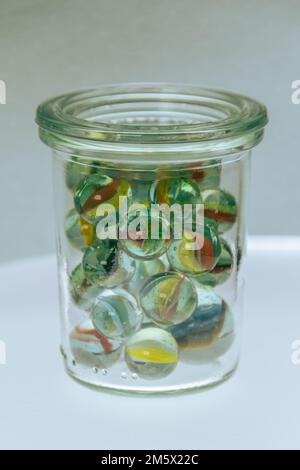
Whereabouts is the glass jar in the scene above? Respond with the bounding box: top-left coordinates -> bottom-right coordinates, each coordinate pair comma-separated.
36,84 -> 267,394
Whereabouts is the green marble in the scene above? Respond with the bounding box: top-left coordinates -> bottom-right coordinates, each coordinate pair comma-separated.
69,264 -> 103,311
82,240 -> 135,288
150,177 -> 202,206
202,189 -> 237,233
74,173 -> 132,224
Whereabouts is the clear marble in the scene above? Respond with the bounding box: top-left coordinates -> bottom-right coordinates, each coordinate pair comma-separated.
70,319 -> 122,367
91,288 -> 143,340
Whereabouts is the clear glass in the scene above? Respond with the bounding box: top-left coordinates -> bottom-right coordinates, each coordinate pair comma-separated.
36,84 -> 267,394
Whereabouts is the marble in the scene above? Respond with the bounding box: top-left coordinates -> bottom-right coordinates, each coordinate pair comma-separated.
179,306 -> 234,363
188,161 -> 221,190
125,327 -> 178,379
69,319 -> 122,367
74,173 -> 132,224
91,288 -> 143,340
150,177 -> 202,206
127,258 -> 166,294
167,221 -> 221,274
192,238 -> 233,286
202,189 -> 237,233
120,210 -> 171,260
140,271 -> 197,326
169,286 -> 226,349
64,208 -> 94,251
82,240 -> 135,288
63,161 -> 239,382
69,264 -> 103,311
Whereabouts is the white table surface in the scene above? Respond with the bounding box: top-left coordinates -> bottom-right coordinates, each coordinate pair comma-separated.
0,236 -> 300,450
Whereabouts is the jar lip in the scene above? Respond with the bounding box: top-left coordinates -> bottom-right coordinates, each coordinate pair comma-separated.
36,82 -> 268,147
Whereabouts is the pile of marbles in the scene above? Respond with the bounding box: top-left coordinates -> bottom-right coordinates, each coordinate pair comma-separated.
65,157 -> 237,380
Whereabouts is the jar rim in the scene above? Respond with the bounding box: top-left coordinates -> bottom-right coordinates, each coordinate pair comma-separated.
36,83 -> 267,162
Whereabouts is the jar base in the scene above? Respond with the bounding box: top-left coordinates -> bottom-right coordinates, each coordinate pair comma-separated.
63,356 -> 239,397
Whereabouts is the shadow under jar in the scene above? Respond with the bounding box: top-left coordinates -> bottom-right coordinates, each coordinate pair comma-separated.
36,83 -> 268,395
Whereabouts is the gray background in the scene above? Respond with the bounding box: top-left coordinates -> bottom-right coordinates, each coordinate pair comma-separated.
0,0 -> 299,262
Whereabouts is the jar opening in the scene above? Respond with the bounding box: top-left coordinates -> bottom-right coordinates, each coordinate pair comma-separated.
71,93 -> 232,127
36,83 -> 268,159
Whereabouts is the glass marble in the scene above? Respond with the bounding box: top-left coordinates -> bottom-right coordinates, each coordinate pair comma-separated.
70,319 -> 122,367
202,189 -> 237,233
150,178 -> 202,206
65,156 -> 100,190
82,239 -> 135,288
120,210 -> 171,260
140,271 -> 197,326
125,327 -> 178,379
192,238 -> 233,286
188,161 -> 221,190
69,264 -> 103,311
127,258 -> 166,294
179,306 -> 234,363
74,173 -> 132,224
91,288 -> 143,340
169,286 -> 226,349
167,221 -> 221,274
64,208 -> 95,251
